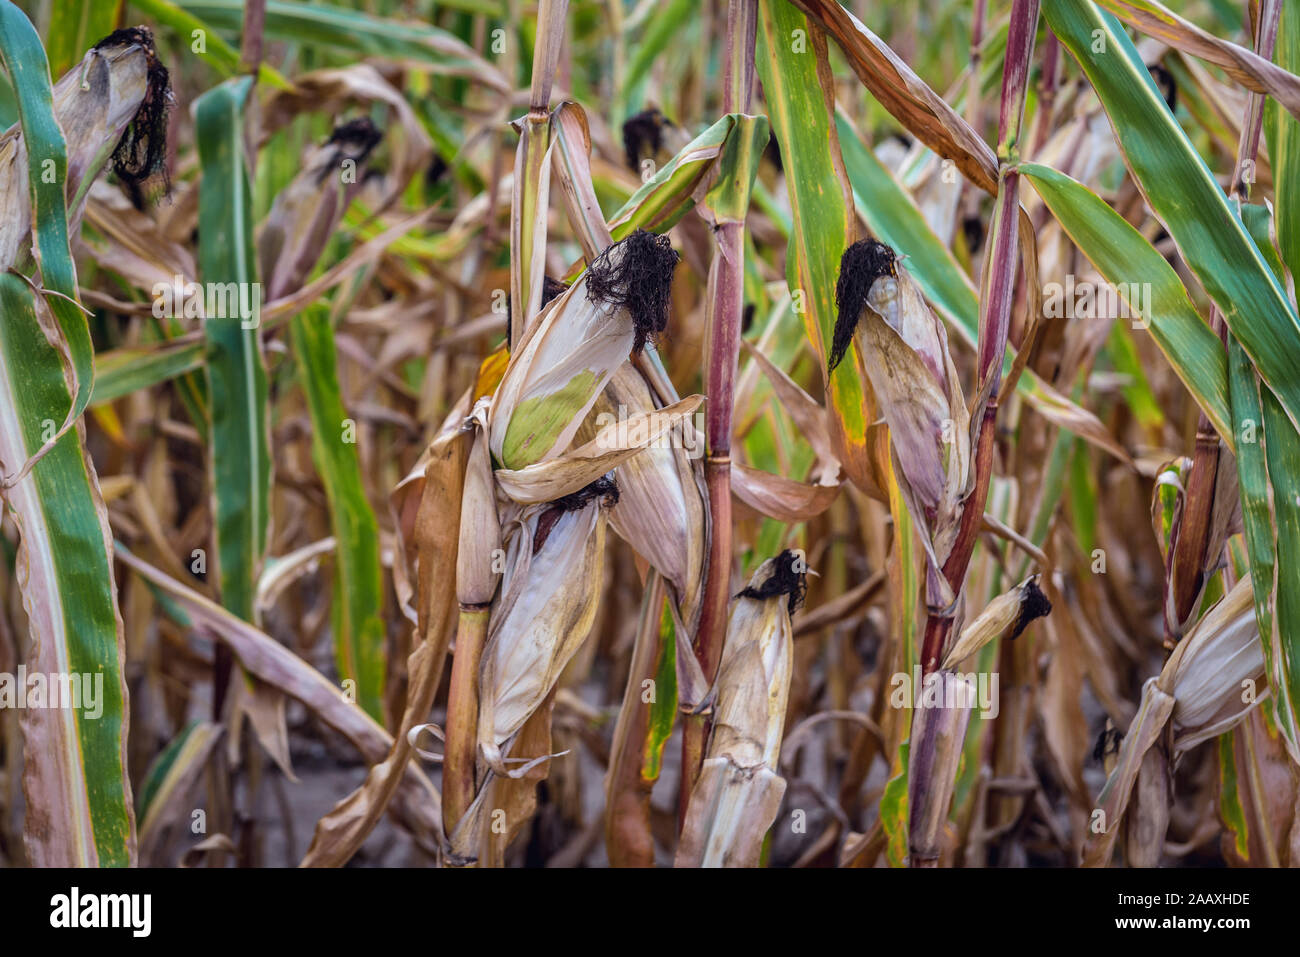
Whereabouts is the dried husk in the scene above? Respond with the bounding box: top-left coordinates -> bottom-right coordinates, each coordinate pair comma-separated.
490,232 -> 678,470
676,553 -> 800,867
258,117 -> 383,300
476,494 -> 610,771
1167,574 -> 1263,754
1083,575 -> 1261,866
576,364 -> 709,632
941,575 -> 1051,669
0,29 -> 155,269
833,243 -> 972,611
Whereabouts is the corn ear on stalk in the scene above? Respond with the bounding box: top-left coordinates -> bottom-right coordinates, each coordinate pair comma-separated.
1167,574 -> 1263,753
1084,575 -> 1262,866
448,477 -> 619,862
829,240 -> 972,612
0,27 -> 168,268
676,550 -> 805,867
941,575 -> 1051,669
490,229 -> 679,469
258,118 -> 382,299
477,478 -> 618,770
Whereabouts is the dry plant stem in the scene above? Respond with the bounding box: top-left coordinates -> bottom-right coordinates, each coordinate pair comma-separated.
921,400 -> 998,672
1168,0 -> 1277,642
443,605 -> 489,833
510,0 -> 569,349
960,0 -> 988,231
909,0 -> 1038,869
238,0 -> 266,76
680,0 -> 757,815
1031,33 -> 1060,157
919,0 -> 1037,675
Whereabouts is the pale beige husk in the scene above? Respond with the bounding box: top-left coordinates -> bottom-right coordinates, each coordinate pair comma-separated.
851,262 -> 972,610
676,554 -> 798,867
489,239 -> 647,470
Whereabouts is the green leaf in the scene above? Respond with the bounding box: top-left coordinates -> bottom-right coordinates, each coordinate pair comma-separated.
92,339 -> 205,407
173,0 -> 505,89
1020,162 -> 1233,449
641,597 -> 678,781
1217,730 -> 1250,861
136,720 -> 221,830
290,307 -> 386,722
45,0 -> 121,78
1266,0 -> 1300,291
879,740 -> 910,868
1229,204 -> 1300,758
1042,0 -> 1300,436
128,0 -> 293,89
197,75 -> 270,623
755,0 -> 869,476
1,2 -> 95,459
0,1 -> 134,868
880,467 -> 919,868
606,114 -> 740,241
619,0 -> 696,117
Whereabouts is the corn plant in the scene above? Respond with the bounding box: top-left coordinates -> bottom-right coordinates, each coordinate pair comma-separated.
1,0 -> 1300,871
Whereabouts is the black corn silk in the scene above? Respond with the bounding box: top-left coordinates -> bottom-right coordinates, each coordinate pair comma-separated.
1147,62 -> 1177,112
551,475 -> 620,512
829,239 -> 898,373
622,107 -> 672,171
316,117 -> 383,184
533,476 -> 620,555
1009,576 -> 1052,641
1092,726 -> 1123,763
586,229 -> 679,356
95,27 -> 171,204
737,549 -> 808,616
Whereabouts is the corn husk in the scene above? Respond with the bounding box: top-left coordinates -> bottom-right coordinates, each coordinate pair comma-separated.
907,672 -> 975,865
676,552 -> 802,867
1083,575 -> 1262,866
0,28 -> 157,269
1155,447 -> 1242,639
455,401 -> 501,607
1167,574 -> 1262,753
941,575 -> 1051,669
476,490 -> 612,771
447,483 -> 614,863
258,118 -> 382,300
495,392 -> 702,503
576,363 -> 709,632
490,230 -> 679,469
831,240 -> 972,611
1123,746 -> 1171,867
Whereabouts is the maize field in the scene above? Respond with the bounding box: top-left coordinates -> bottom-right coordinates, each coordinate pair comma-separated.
0,0 -> 1298,872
